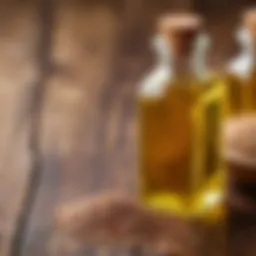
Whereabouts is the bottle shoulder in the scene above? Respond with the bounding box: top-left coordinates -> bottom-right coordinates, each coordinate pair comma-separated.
138,69 -> 218,97
228,54 -> 254,78
138,66 -> 171,98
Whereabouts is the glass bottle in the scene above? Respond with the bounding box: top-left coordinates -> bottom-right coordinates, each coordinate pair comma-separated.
138,13 -> 226,218
227,8 -> 256,116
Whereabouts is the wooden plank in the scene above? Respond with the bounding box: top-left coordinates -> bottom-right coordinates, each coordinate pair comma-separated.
21,2 -> 121,256
0,2 -> 39,256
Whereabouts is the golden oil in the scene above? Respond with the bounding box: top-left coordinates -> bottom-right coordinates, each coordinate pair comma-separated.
138,14 -> 226,218
226,8 -> 256,116
226,71 -> 256,116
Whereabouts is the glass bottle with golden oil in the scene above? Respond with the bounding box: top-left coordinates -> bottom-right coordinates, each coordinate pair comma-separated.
226,8 -> 256,116
137,13 -> 226,219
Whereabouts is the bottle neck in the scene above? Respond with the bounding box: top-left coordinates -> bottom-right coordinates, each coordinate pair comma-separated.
153,34 -> 209,79
248,40 -> 256,59
241,41 -> 256,72
170,54 -> 194,78
239,28 -> 256,61
169,33 -> 209,80
153,35 -> 171,66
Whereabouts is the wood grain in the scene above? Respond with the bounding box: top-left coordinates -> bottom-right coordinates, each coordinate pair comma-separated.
0,2 -> 38,256
21,3 -> 121,256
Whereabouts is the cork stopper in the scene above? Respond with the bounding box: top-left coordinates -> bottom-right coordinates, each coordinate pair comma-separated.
157,13 -> 203,57
242,7 -> 256,38
224,115 -> 256,171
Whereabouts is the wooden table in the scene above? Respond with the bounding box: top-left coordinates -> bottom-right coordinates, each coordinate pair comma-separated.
0,1 -> 255,256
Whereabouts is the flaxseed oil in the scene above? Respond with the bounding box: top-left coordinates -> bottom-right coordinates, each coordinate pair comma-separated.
139,78 -> 226,217
227,9 -> 256,116
138,14 -> 226,218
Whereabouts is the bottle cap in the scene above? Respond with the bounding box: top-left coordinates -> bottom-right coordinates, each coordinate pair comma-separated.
242,7 -> 256,37
157,13 -> 203,56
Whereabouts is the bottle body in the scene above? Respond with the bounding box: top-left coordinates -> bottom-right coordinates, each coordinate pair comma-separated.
225,71 -> 256,116
138,76 -> 226,218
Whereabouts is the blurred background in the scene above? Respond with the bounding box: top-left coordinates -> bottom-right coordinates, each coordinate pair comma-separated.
0,0 -> 255,256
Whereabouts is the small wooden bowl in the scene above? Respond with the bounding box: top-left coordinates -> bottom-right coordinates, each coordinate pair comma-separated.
224,115 -> 256,214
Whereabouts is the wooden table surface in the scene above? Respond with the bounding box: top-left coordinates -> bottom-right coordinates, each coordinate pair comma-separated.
1,1 -> 256,256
